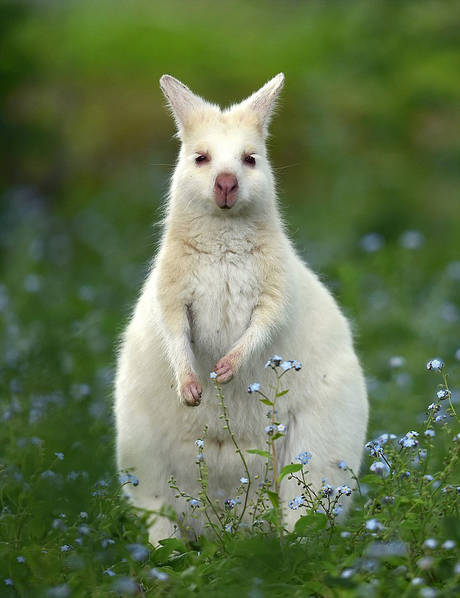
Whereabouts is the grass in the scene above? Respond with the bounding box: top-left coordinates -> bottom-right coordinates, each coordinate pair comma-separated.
1,0 -> 460,596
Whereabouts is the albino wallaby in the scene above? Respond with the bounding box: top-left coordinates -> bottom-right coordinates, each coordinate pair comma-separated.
114,73 -> 368,544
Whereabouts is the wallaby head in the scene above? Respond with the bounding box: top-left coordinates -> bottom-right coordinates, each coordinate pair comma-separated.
160,73 -> 284,217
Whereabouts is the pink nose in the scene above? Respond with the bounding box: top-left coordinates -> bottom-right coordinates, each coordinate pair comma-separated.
214,173 -> 238,209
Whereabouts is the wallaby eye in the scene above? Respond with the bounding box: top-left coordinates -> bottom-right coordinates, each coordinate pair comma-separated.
195,153 -> 210,165
243,154 -> 256,167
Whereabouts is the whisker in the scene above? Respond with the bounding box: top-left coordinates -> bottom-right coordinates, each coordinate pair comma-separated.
274,163 -> 301,171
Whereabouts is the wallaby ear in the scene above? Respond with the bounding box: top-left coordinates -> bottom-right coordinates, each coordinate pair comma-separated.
159,74 -> 208,131
240,73 -> 285,135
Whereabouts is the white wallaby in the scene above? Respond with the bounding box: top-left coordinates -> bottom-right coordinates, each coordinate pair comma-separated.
114,73 -> 368,544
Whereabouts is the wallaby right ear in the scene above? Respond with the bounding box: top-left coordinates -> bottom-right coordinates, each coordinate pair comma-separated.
160,75 -> 208,131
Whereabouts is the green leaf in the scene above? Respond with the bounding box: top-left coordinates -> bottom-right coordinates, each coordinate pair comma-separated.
276,389 -> 289,397
158,538 -> 188,553
294,513 -> 328,536
247,449 -> 271,459
277,463 -> 303,484
258,397 -> 274,406
266,490 -> 279,508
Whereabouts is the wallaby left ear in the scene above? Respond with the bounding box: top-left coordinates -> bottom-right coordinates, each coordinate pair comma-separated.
159,74 -> 208,131
240,73 -> 285,135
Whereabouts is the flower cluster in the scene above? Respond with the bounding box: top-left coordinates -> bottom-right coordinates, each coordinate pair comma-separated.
264,355 -> 302,371
296,451 -> 312,465
399,430 -> 419,448
288,496 -> 304,510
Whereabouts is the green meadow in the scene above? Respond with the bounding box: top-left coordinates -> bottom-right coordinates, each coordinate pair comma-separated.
1,1 -> 459,595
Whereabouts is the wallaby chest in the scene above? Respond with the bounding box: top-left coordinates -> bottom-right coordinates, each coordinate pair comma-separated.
186,245 -> 261,357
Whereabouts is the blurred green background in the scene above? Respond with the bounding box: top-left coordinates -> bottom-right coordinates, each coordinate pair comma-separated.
1,0 -> 459,478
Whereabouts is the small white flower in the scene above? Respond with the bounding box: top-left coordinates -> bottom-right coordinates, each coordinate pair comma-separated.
277,424 -> 287,433
426,358 -> 444,371
389,356 -> 405,368
365,518 -> 383,531
417,557 -> 433,570
247,382 -> 260,394
209,371 -> 217,379
423,538 -> 438,549
441,540 -> 455,550
420,588 -> 437,598
280,361 -> 292,371
240,477 -> 249,485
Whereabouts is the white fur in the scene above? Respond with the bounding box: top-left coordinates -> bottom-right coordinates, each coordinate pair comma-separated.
114,74 -> 368,543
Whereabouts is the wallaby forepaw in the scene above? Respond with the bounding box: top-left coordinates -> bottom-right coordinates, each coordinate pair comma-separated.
214,357 -> 234,383
181,379 -> 202,407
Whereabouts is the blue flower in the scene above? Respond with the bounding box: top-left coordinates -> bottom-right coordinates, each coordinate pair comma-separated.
365,440 -> 384,458
376,433 -> 397,445
16,556 -> 25,563
442,540 -> 456,550
277,424 -> 287,433
399,431 -> 419,448
189,499 -> 199,508
389,356 -> 405,368
370,461 -> 389,476
195,439 -> 204,448
360,232 -> 384,253
196,454 -> 204,463
209,371 -> 217,379
337,460 -> 347,470
4,579 -> 13,586
150,568 -> 169,581
119,473 -> 139,486
296,451 -> 312,465
424,429 -> 435,438
400,230 -> 424,250
80,511 -> 88,519
423,538 -> 438,549
288,496 -> 304,510
240,477 -> 249,484
424,474 -> 434,482
436,389 -> 450,400
60,544 -> 71,552
104,569 -> 116,577
54,452 -> 64,461
426,358 -> 444,371
321,484 -> 334,497
224,498 -> 236,510
336,485 -> 352,496
127,543 -> 149,562
247,383 -> 260,394
365,518 -> 383,531
265,355 -> 283,368
280,361 -> 292,371
265,425 -> 275,434
333,504 -> 343,516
